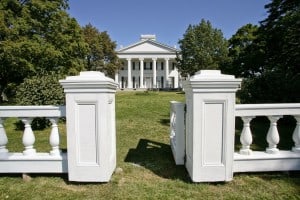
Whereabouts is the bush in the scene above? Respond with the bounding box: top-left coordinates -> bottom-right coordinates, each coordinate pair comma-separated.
15,73 -> 65,129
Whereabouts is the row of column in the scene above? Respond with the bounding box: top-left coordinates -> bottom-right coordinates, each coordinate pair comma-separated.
116,58 -> 170,89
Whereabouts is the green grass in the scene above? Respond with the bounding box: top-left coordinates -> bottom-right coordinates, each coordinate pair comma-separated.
1,91 -> 300,200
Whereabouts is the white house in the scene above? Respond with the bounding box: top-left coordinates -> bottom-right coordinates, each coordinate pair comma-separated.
115,35 -> 181,89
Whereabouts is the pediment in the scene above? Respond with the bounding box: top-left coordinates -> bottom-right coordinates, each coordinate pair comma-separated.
117,40 -> 177,54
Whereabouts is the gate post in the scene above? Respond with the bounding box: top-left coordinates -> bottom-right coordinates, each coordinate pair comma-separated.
60,71 -> 118,182
183,70 -> 241,182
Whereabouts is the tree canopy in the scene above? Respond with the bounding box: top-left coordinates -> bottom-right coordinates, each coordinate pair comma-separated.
0,0 -> 87,101
0,0 -> 121,103
82,23 -> 120,77
176,19 -> 229,77
224,0 -> 300,103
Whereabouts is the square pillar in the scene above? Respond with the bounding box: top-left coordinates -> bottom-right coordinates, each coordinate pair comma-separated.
60,71 -> 118,182
183,70 -> 241,182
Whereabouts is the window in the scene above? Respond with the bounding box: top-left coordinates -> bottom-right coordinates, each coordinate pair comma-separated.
161,62 -> 164,70
132,62 -> 135,70
121,62 -> 125,70
150,62 -> 152,70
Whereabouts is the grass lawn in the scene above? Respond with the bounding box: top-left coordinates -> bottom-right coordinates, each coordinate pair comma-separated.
1,91 -> 299,199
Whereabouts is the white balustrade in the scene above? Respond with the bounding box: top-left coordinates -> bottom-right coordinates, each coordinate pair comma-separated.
292,115 -> 300,152
266,116 -> 282,154
21,118 -> 36,156
170,101 -> 185,165
239,116 -> 254,155
234,103 -> 300,173
49,118 -> 61,156
0,105 -> 67,173
0,118 -> 8,154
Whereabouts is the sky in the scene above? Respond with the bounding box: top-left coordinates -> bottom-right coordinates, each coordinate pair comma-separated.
67,0 -> 270,49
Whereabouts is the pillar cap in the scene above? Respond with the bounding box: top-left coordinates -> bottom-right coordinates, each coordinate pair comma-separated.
59,71 -> 118,93
184,70 -> 242,92
191,70 -> 234,80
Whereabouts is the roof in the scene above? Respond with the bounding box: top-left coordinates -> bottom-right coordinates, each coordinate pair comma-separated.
117,38 -> 179,55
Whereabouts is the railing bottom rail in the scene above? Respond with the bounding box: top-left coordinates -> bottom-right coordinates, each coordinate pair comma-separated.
0,152 -> 67,173
233,151 -> 300,173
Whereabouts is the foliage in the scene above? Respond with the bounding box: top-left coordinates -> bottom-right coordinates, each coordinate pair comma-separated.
226,0 -> 300,103
1,92 -> 299,199
16,73 -> 65,106
221,24 -> 261,78
176,19 -> 229,77
82,23 -> 121,77
15,73 -> 65,129
0,0 -> 87,102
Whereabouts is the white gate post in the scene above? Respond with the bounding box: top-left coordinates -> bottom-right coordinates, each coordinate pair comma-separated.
60,71 -> 118,182
183,70 -> 241,182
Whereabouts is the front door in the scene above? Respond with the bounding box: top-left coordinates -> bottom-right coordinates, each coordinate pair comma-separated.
145,77 -> 152,89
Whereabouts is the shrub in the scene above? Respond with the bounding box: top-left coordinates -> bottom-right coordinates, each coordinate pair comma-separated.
15,73 -> 65,129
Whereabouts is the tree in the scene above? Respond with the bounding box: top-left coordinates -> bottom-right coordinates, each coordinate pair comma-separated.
0,0 -> 87,102
229,0 -> 300,103
82,23 -> 120,77
221,24 -> 262,78
176,19 -> 229,77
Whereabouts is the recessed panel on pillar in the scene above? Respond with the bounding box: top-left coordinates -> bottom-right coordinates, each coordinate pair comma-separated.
77,103 -> 99,166
203,102 -> 224,166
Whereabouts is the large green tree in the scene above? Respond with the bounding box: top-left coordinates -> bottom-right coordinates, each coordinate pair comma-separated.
0,0 -> 87,102
222,24 -> 261,78
176,19 -> 229,77
82,23 -> 120,77
227,0 -> 300,103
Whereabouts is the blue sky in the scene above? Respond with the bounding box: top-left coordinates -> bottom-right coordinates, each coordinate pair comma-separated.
67,0 -> 270,49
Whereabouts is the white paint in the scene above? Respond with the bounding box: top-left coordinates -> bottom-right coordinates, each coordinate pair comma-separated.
60,71 -> 118,182
183,70 -> 241,182
0,106 -> 66,173
116,35 -> 180,89
170,101 -> 185,165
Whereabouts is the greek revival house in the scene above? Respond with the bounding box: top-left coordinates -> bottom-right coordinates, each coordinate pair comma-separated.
115,35 -> 180,89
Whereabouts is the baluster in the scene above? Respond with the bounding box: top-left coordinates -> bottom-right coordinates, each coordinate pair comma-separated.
0,118 -> 8,154
21,118 -> 36,155
266,116 -> 282,154
239,116 -> 254,155
292,115 -> 300,153
170,112 -> 176,138
49,118 -> 61,156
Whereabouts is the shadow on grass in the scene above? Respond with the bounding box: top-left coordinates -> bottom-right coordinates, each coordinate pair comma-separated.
124,139 -> 190,182
159,118 -> 170,126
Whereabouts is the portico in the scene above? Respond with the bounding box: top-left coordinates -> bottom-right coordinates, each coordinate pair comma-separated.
115,35 -> 180,89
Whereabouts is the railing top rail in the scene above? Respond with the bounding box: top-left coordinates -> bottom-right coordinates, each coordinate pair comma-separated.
0,105 -> 66,118
235,103 -> 300,117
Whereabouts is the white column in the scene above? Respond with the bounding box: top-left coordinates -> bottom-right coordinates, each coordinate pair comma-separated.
127,58 -> 132,88
139,58 -> 144,88
114,72 -> 119,85
165,58 -> 169,88
152,58 -> 157,88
